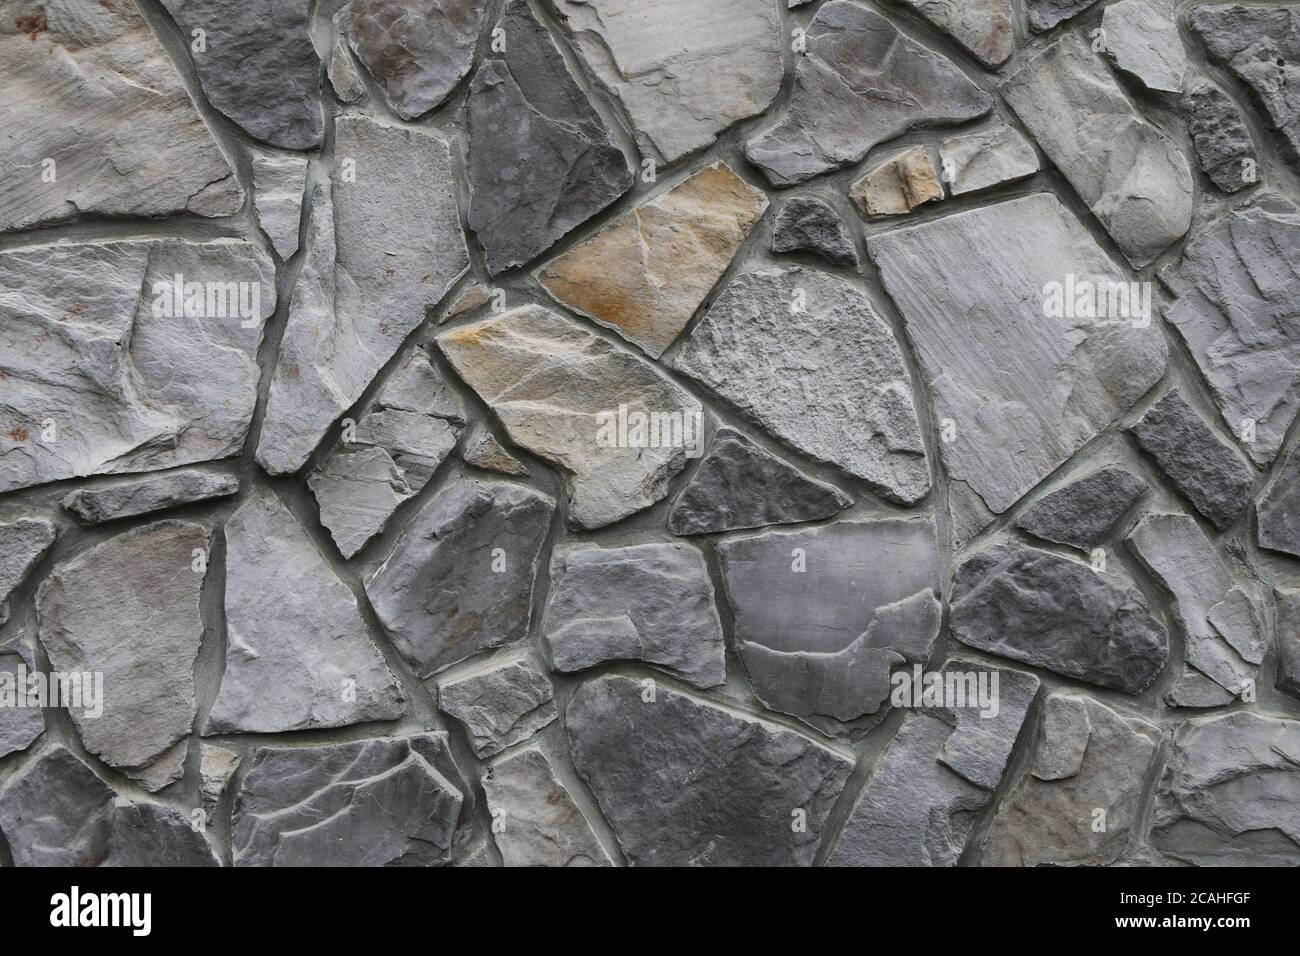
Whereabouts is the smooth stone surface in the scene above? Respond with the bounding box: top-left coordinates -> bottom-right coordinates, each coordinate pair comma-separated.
199,744 -> 241,814
980,694 -> 1161,866
950,544 -> 1169,694
62,470 -> 239,525
566,675 -> 852,866
545,0 -> 783,166
0,239 -> 275,495
1002,33 -> 1193,267
232,734 -> 469,866
1102,0 -> 1186,93
437,305 -> 701,528
461,426 -> 528,476
0,637 -> 44,760
251,151 -> 308,260
867,194 -> 1168,544
482,747 -> 611,867
365,479 -> 555,677
746,1 -> 992,187
257,116 -> 469,475
159,0 -> 322,149
1130,390 -> 1254,529
1027,0 -> 1099,31
38,520 -> 208,791
438,656 -> 557,758
543,543 -> 725,688
468,1 -> 631,275
0,518 -> 56,625
1187,84 -> 1259,194
667,427 -> 852,536
895,0 -> 1015,67
671,266 -> 930,503
1259,443 -> 1300,557
850,146 -> 944,220
440,283 -> 493,322
1151,711 -> 1300,865
0,0 -> 242,232
537,162 -> 767,358
1159,196 -> 1300,465
770,197 -> 859,267
1274,588 -> 1300,699
939,122 -> 1041,197
1015,466 -> 1147,550
205,491 -> 405,734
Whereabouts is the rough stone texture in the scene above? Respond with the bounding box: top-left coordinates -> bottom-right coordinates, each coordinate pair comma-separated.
939,122 -> 1041,197
232,734 -> 469,866
746,2 -> 992,187
437,305 -> 701,528
251,151 -> 308,260
1274,588 -> 1300,699
341,0 -> 487,120
37,520 -> 208,792
482,747 -> 611,867
1259,443 -> 1300,557
1159,196 -> 1300,465
537,163 -> 767,358
438,656 -> 557,758
1102,0 -> 1186,93
0,239 -> 275,495
829,663 -> 1040,866
980,694 -> 1161,866
667,427 -> 852,536
566,675 -> 852,866
545,0 -> 783,166
326,11 -> 367,103
770,197 -> 859,268
868,194 -> 1168,545
671,267 -> 930,504
1002,33 -> 1193,267
1027,0 -> 1100,32
0,745 -> 218,867
719,518 -> 942,735
366,479 -> 555,677
950,544 -> 1169,694
1151,711 -> 1300,865
461,426 -> 528,476
1015,466 -> 1147,550
205,491 -> 405,734
543,543 -> 725,688
895,0 -> 1015,68
1128,512 -> 1263,707
468,1 -> 631,276
1187,84 -> 1259,194
199,744 -> 241,815
850,146 -> 944,220
441,283 -> 494,322
0,0 -> 243,233
0,518 -> 56,625
257,116 -> 469,474
159,0 -> 322,149
62,470 -> 239,525
0,637 -> 44,760
1130,390 -> 1254,530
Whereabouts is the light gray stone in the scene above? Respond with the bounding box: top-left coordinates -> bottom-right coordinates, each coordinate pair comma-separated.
770,197 -> 859,268
62,470 -> 239,525
1102,0 -> 1186,93
894,0 -> 1015,68
1187,84 -> 1259,194
0,637 -> 43,760
0,518 -> 56,625
939,122 -> 1040,197
482,747 -> 611,867
326,10 -> 366,103
199,744 -> 241,814
1015,466 -> 1147,550
438,656 -> 557,758
1262,448 -> 1300,558
461,426 -> 528,476
1027,0 -> 1099,32
251,151 -> 308,260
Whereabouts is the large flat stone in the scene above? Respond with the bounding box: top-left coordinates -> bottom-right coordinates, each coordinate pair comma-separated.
1259,443 -> 1300,557
62,470 -> 239,525
0,518 -> 56,625
482,747 -> 611,867
1102,0 -> 1186,93
437,655 -> 557,758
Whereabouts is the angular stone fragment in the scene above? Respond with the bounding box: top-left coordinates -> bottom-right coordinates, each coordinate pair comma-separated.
895,0 -> 1015,68
205,491 -> 404,734
1273,588 -> 1300,699
257,117 -> 469,474
438,656 -> 557,758
1002,33 -> 1193,266
745,2 -> 992,186
0,746 -> 218,867
0,637 -> 43,760
1,240 -> 275,495
1015,466 -> 1146,550
867,194 -> 1167,543
980,694 -> 1161,866
326,10 -> 366,103
62,470 -> 239,526
1159,197 -> 1300,464
1027,0 -> 1099,31
1186,84 -> 1259,193
939,122 -> 1040,197
341,0 -> 487,120
850,146 -> 944,219
38,521 -> 208,791
1260,445 -> 1300,557
0,518 -> 56,625
251,151 -> 308,260
671,267 -> 929,503
951,544 -> 1168,693
232,734 -> 469,866
1101,0 -> 1185,93
159,0 -> 321,149
199,745 -> 241,814
366,479 -> 554,677
668,427 -> 851,536
437,306 -> 701,528
829,663 -> 1039,866
482,747 -> 611,867
545,0 -> 783,166
440,283 -> 493,323
770,197 -> 859,268
566,675 -> 852,866
543,543 -> 725,688
537,163 -> 766,358
0,0 -> 242,232
1128,512 -> 1263,706
468,1 -> 631,275
1151,711 -> 1300,865
1130,390 -> 1254,529
461,426 -> 528,476
719,518 -> 942,734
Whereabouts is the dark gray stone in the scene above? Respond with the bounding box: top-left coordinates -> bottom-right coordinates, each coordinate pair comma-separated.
1277,588 -> 1300,699
1259,442 -> 1300,557
62,470 -> 239,525
437,656 -> 557,758
770,197 -> 859,268
1016,466 -> 1147,550
1027,0 -> 1100,31
1187,84 -> 1259,193
0,637 -> 43,760
0,518 -> 55,625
